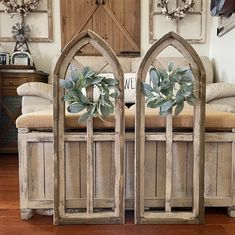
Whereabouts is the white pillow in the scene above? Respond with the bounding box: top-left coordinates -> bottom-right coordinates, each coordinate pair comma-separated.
97,73 -> 137,103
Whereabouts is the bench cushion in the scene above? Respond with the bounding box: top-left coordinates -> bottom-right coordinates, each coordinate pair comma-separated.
16,105 -> 235,130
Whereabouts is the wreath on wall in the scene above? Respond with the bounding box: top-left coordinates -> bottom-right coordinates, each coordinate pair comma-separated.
0,0 -> 40,16
157,0 -> 195,21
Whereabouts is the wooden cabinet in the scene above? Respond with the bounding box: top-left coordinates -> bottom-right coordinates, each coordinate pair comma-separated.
60,0 -> 140,56
0,66 -> 48,153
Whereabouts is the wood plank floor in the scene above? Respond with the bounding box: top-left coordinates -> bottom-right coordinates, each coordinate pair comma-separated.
1,154 -> 235,235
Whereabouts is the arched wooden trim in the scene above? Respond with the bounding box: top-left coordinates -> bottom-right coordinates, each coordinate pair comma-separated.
53,30 -> 125,225
135,31 -> 205,224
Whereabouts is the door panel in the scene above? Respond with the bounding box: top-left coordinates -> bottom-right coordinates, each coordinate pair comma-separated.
60,0 -> 140,56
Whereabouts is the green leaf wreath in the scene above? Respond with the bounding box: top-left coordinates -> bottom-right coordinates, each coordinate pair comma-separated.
60,66 -> 120,122
141,62 -> 196,116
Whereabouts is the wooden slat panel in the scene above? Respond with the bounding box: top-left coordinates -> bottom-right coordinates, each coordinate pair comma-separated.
29,143 -> 45,199
144,142 -> 157,198
172,142 -> 187,198
44,142 -> 53,200
65,142 -> 81,199
95,142 -> 113,199
217,143 -> 232,197
205,143 -> 218,196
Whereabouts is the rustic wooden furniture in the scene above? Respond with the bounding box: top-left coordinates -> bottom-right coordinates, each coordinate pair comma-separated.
135,32 -> 206,224
53,30 -> 125,224
0,65 -> 48,153
60,0 -> 140,56
16,41 -> 235,221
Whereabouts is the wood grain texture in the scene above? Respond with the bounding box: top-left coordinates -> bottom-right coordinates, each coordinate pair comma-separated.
60,0 -> 140,55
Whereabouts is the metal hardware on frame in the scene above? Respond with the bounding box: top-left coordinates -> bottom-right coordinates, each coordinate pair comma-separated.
96,0 -> 106,5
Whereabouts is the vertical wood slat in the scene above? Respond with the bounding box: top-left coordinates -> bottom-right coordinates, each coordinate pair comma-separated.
125,142 -> 134,199
87,87 -> 94,213
145,142 -> 157,198
29,143 -> 45,199
44,142 -> 54,200
156,142 -> 166,198
165,114 -> 173,212
186,142 -> 193,198
217,143 -> 232,197
172,142 -> 187,199
65,142 -> 81,199
95,142 -> 113,198
205,143 -> 218,196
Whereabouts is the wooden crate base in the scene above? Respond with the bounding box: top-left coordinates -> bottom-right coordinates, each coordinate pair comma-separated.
18,129 -> 235,219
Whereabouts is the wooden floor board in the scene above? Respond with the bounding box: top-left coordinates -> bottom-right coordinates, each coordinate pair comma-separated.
0,154 -> 235,234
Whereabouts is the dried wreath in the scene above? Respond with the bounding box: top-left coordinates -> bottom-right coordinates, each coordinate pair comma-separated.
157,0 -> 195,21
0,0 -> 40,16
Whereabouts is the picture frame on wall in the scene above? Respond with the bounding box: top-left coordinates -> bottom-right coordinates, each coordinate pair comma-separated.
149,0 -> 206,44
0,0 -> 53,43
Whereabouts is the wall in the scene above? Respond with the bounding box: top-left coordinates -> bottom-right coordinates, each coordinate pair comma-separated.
0,0 -> 212,74
209,17 -> 235,83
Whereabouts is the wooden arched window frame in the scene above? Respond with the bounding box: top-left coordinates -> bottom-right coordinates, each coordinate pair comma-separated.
135,31 -> 206,224
53,30 -> 125,225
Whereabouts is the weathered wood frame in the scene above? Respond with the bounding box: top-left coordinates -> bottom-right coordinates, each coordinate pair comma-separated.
0,0 -> 53,42
135,31 -> 206,224
53,30 -> 125,225
149,0 -> 206,44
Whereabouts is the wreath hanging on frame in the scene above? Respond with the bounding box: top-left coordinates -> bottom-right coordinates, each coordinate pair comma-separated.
0,0 -> 40,16
157,0 -> 195,21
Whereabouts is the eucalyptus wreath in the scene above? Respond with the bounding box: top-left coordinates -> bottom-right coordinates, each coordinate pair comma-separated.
60,67 -> 120,122
141,62 -> 196,116
157,0 -> 195,21
0,0 -> 40,16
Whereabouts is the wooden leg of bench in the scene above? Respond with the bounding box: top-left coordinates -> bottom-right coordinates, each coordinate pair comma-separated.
20,209 -> 34,220
228,207 -> 235,217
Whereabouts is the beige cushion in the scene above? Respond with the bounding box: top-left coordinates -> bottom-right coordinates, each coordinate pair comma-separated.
16,105 -> 235,130
206,83 -> 235,102
17,82 -> 53,101
206,103 -> 235,113
208,97 -> 235,107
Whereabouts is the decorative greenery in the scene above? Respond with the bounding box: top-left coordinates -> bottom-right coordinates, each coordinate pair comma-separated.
0,0 -> 40,16
60,67 -> 120,122
141,62 -> 196,116
12,22 -> 31,42
157,0 -> 195,21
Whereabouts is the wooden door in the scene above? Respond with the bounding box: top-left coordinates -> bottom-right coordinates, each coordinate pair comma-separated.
60,0 -> 140,56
